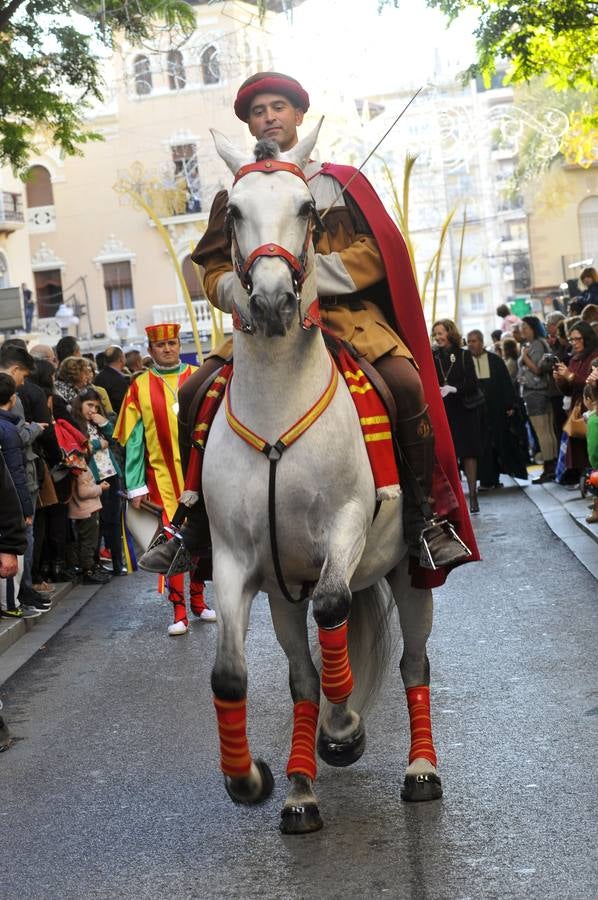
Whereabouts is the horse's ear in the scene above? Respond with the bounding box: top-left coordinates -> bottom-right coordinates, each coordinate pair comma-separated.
280,117 -> 324,170
210,128 -> 247,176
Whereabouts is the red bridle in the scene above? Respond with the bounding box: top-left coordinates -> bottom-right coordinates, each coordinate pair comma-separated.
229,159 -> 318,333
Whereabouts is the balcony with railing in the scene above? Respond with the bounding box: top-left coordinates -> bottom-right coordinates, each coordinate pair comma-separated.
0,192 -> 25,233
152,299 -> 232,339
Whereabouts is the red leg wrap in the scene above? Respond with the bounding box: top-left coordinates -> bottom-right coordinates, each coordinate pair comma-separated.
189,579 -> 206,615
168,579 -> 188,625
318,620 -> 354,704
213,696 -> 252,778
406,685 -> 437,767
286,700 -> 319,781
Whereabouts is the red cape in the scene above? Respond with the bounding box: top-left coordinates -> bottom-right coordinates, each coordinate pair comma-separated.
320,163 -> 480,587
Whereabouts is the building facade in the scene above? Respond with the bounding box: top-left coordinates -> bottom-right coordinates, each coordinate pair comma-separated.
23,1 -> 284,346
526,162 -> 598,299
0,165 -> 32,331
351,77 -> 535,342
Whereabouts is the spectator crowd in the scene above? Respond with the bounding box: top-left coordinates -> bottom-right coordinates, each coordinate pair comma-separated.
430,275 -> 598,520
0,336 -> 149,627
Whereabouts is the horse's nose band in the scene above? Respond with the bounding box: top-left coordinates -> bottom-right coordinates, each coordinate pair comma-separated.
229,159 -> 316,333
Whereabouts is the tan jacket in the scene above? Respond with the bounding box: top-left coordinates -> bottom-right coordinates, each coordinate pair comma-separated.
68,465 -> 102,519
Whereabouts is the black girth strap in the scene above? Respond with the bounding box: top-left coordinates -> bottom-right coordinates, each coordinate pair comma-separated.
263,442 -> 311,605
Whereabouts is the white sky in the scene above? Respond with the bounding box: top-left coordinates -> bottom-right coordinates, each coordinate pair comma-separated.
271,0 -> 479,97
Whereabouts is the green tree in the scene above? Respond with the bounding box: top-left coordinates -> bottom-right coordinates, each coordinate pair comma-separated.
381,0 -> 597,93
505,79 -> 598,193
0,0 -> 196,171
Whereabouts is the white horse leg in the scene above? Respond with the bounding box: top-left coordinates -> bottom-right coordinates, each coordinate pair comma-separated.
211,558 -> 273,805
312,508 -> 368,768
388,557 -> 443,802
268,593 -> 323,834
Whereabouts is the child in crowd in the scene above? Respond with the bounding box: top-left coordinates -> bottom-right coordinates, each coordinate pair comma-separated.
583,381 -> 598,524
70,388 -> 126,576
0,373 -> 40,618
66,444 -> 110,585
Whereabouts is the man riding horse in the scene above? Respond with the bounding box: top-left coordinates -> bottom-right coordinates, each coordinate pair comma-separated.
141,71 -> 477,583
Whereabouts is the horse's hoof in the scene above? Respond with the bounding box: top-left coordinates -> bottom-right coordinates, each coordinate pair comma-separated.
401,772 -> 443,802
280,802 -> 323,835
224,759 -> 274,805
317,720 -> 366,767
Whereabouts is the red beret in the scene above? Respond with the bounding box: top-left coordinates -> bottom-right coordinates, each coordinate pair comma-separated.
234,72 -> 310,122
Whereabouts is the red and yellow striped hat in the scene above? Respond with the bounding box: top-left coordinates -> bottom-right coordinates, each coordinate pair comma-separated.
145,322 -> 181,343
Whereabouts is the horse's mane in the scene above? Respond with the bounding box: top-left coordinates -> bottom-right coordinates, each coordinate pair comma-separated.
254,138 -> 279,161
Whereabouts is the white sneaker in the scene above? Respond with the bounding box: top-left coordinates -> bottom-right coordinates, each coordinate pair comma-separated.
167,620 -> 189,636
198,608 -> 217,623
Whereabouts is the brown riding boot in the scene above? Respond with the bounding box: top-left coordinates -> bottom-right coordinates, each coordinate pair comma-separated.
396,407 -> 471,569
587,498 -> 598,524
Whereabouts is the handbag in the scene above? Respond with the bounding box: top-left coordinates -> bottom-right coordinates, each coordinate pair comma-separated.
562,402 -> 587,439
38,461 -> 59,507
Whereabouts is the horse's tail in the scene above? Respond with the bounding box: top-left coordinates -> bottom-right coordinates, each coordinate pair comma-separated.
346,579 -> 397,714
316,579 -> 397,718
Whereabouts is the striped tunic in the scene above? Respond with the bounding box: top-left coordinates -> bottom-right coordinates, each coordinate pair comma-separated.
114,364 -> 197,519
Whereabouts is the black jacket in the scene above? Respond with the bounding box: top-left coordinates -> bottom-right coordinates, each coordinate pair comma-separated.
93,367 -> 129,414
0,451 -> 27,555
0,408 -> 34,517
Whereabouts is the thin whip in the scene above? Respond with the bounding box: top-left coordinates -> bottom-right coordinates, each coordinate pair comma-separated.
318,87 -> 423,220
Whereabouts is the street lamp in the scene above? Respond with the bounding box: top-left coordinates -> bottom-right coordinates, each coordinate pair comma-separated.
55,303 -> 79,336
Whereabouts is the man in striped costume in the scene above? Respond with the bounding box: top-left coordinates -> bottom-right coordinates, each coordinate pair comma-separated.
114,323 -> 215,635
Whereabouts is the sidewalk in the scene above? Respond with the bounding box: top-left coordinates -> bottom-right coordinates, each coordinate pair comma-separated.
0,579 -> 105,687
515,469 -> 598,580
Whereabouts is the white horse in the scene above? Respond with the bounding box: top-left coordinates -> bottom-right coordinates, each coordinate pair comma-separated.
202,122 -> 442,834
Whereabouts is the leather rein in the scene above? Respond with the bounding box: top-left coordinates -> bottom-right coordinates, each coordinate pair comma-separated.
227,159 -> 321,335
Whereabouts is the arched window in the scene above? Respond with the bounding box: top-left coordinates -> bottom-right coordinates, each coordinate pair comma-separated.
182,255 -> 205,302
167,49 -> 186,90
0,253 -> 8,289
25,165 -> 54,207
134,54 -> 152,96
201,45 -> 220,85
579,196 -> 598,260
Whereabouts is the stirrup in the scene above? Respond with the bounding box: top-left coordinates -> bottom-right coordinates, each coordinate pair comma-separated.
146,522 -> 180,553
419,519 -> 472,571
165,540 -> 195,578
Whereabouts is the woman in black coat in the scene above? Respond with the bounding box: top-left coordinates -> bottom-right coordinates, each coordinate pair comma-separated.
432,319 -> 483,512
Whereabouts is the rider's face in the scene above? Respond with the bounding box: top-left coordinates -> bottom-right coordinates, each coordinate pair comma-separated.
247,93 -> 304,151
149,339 -> 180,368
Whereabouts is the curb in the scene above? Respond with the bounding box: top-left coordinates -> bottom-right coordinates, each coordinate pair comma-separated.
0,580 -> 105,687
519,478 -> 598,580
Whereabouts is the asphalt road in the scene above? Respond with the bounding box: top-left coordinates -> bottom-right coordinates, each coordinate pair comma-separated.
1,484 -> 597,900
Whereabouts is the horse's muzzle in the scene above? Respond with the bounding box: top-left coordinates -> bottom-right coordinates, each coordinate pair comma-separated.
249,292 -> 297,337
